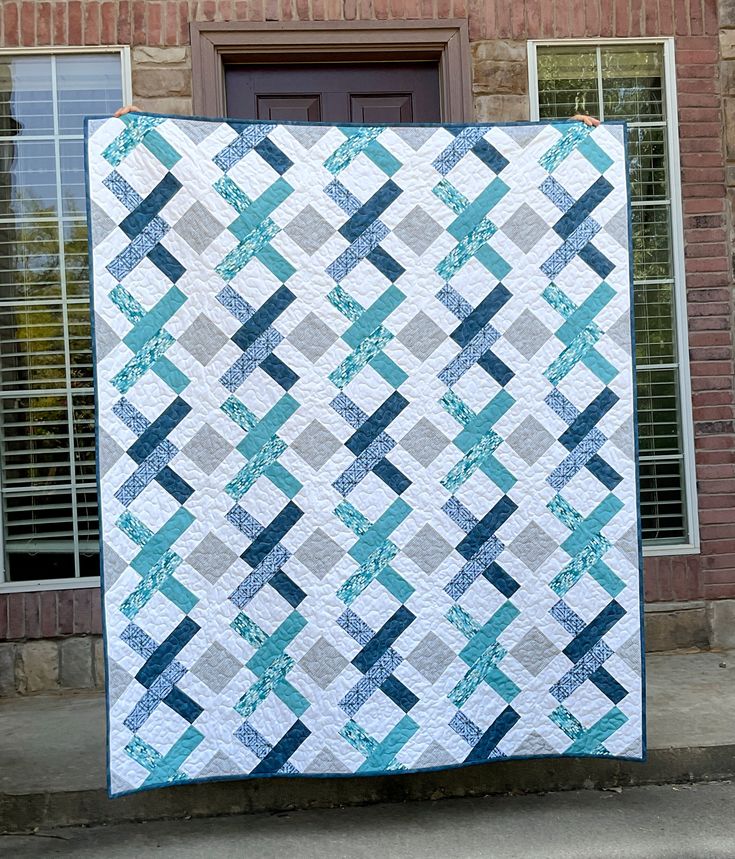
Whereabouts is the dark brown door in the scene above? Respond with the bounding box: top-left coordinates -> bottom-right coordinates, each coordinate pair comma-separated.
224,63 -> 441,123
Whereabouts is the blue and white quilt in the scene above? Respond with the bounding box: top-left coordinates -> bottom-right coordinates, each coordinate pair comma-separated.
86,113 -> 644,797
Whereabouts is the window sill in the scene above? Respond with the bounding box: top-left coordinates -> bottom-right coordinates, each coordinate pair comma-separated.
0,577 -> 101,594
643,542 -> 700,558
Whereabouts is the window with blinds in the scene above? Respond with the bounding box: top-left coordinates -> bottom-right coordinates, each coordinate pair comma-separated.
0,51 -> 124,584
533,42 -> 696,547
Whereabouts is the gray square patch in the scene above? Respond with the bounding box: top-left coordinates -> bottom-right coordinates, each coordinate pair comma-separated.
288,312 -> 339,363
501,203 -> 550,254
407,632 -> 455,683
284,204 -> 334,255
178,313 -> 229,366
291,420 -> 341,470
510,628 -> 559,676
295,528 -> 345,579
396,311 -> 446,362
393,206 -> 443,256
506,416 -> 555,466
182,425 -> 232,475
503,309 -> 552,360
404,524 -> 453,574
186,533 -> 239,584
508,523 -> 557,572
191,642 -> 242,693
174,201 -> 225,254
400,418 -> 449,467
299,637 -> 348,689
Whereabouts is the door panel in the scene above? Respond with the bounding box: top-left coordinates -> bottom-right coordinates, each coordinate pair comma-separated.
225,62 -> 440,123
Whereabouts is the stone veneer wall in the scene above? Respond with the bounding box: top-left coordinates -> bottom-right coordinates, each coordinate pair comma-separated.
0,1 -> 733,676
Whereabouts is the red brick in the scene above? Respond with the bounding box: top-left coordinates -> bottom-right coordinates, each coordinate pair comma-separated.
702,551 -> 735,570
179,1 -> 191,43
629,0 -> 642,35
697,450 -> 735,466
118,0 -> 131,43
526,0 -> 541,38
453,0 -> 467,17
674,0 -> 690,35
40,591 -> 58,638
698,479 -> 735,497
373,0 -> 388,18
37,2 -> 52,44
310,0 -> 324,19
658,0 -> 674,33
496,0 -> 512,39
677,78 -> 717,94
684,229 -> 727,245
147,0 -> 162,42
235,0 -> 251,18
4,2 -> 19,46
689,332 -> 733,349
91,589 -> 103,634
676,49 -> 718,65
670,556 -> 702,601
689,0 -> 703,34
685,258 -> 728,274
677,94 -> 721,110
699,508 -> 735,525
679,110 -> 722,127
405,0 -> 421,20
685,213 -> 724,229
73,588 -> 92,635
57,591 -> 74,635
703,582 -> 735,598
51,0 -> 66,44
613,0 -> 628,36
683,199 -> 727,215
68,0 -> 82,42
684,242 -> 727,260
0,595 -> 7,641
694,406 -> 735,423
21,0 -> 35,45
100,1 -> 115,42
219,0 -> 234,19
84,0 -> 100,44
689,349 -> 734,365
132,0 -> 146,43
676,34 -> 718,49
677,65 -> 716,80
697,465 -> 735,483
541,0 -> 554,37
703,0 -> 718,35
691,371 -> 734,389
24,593 -> 40,639
643,0 -> 657,34
7,594 -> 25,640
685,272 -> 730,289
511,0 -> 525,37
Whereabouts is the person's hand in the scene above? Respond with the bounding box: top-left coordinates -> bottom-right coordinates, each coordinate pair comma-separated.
570,113 -> 601,126
114,105 -> 142,118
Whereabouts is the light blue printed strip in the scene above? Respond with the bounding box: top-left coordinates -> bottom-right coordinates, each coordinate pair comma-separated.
111,329 -> 175,394
119,549 -> 182,619
325,126 -> 385,174
540,175 -> 575,213
436,284 -> 473,321
114,440 -> 177,506
225,435 -> 287,500
337,607 -> 374,646
340,719 -> 376,759
213,123 -> 275,172
326,220 -> 390,283
102,114 -> 167,167
221,395 -> 258,432
103,170 -> 143,210
226,504 -> 263,539
550,599 -> 586,636
328,285 -> 364,322
339,650 -> 401,718
442,497 -> 479,535
459,601 -> 520,664
440,389 -> 476,427
234,653 -> 293,718
336,541 -> 399,606
541,217 -> 601,279
328,326 -> 393,390
449,710 -> 483,746
432,126 -> 491,175
217,285 -> 255,324
113,397 -> 150,436
213,175 -> 253,214
231,612 -> 268,648
549,640 -> 613,702
330,393 -> 369,429
538,122 -> 594,173
324,178 -> 362,216
549,534 -> 611,597
229,544 -> 290,609
109,285 -> 145,324
441,429 -> 503,494
547,429 -> 606,492
332,433 -> 394,497
438,323 -> 501,388
444,536 -> 503,600
334,500 -> 371,537
106,217 -> 168,281
435,217 -> 498,281
433,178 -> 469,215
219,328 -> 283,392
215,220 -> 280,283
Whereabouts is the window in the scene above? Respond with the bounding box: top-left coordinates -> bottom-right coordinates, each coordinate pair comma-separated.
529,39 -> 698,552
0,49 -> 130,588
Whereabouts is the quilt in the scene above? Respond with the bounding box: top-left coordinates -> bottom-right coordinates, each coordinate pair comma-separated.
86,113 -> 644,797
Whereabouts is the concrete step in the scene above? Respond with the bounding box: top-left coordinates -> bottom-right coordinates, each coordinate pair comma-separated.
1,650 -> 734,833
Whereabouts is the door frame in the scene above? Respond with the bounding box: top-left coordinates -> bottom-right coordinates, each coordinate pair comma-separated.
190,20 -> 472,122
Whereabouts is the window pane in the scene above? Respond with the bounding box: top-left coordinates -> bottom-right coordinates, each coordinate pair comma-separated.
601,48 -> 664,122
634,281 -> 676,365
628,127 -> 667,202
0,57 -> 54,137
636,367 -> 681,456
57,54 -> 123,136
60,139 -> 87,218
0,220 -> 63,301
63,219 -> 90,299
68,304 -> 94,387
639,459 -> 687,542
0,301 -> 69,391
73,394 -> 96,483
0,138 -> 58,220
632,205 -> 672,280
537,48 -> 600,119
0,394 -> 72,487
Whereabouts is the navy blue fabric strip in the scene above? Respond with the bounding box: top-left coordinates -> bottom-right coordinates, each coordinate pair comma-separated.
590,666 -> 628,704
563,601 -> 626,663
148,243 -> 186,283
471,139 -> 510,174
136,616 -> 200,687
156,466 -> 195,504
451,284 -> 511,347
242,502 -> 303,568
231,286 -> 296,352
483,562 -> 520,598
260,353 -> 299,391
559,387 -> 619,450
253,138 -> 293,175
586,454 -> 623,491
554,176 -> 613,239
269,571 -> 306,608
339,180 -> 401,242
346,392 -> 409,456
465,706 -> 520,763
128,397 -> 191,461
162,686 -> 204,723
365,246 -> 405,282
477,349 -> 514,387
353,606 -> 415,674
578,242 -> 615,279
252,720 -> 311,774
380,675 -> 419,712
373,458 -> 411,495
457,496 -> 518,561
119,173 -> 181,238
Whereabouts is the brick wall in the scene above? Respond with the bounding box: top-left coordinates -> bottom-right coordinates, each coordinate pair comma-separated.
0,0 -> 733,620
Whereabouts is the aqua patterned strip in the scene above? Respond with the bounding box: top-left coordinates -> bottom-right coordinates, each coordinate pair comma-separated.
328,327 -> 393,390
550,534 -> 610,597
102,115 -> 166,167
225,435 -> 287,500
435,217 -> 498,281
234,653 -> 294,718
215,220 -> 280,283
111,330 -> 175,394
117,510 -> 153,546
440,390 -> 475,427
336,541 -> 399,606
221,395 -> 258,432
325,127 -> 385,174
446,603 -> 481,640
441,429 -> 503,493
328,285 -> 364,322
335,500 -> 371,537
109,285 -> 145,324
120,550 -> 181,619
539,123 -> 594,173
433,178 -> 469,215
214,175 -> 253,214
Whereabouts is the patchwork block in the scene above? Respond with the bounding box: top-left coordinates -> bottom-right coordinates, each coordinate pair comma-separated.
87,113 -> 644,797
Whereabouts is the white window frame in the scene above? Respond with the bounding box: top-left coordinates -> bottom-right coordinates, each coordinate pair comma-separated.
0,45 -> 132,593
527,37 -> 699,557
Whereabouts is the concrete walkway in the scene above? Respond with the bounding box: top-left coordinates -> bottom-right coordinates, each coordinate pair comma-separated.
4,781 -> 735,858
1,650 -> 734,832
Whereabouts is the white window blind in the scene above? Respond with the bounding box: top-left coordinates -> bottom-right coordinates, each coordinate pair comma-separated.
0,50 -> 126,586
530,41 -> 698,550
